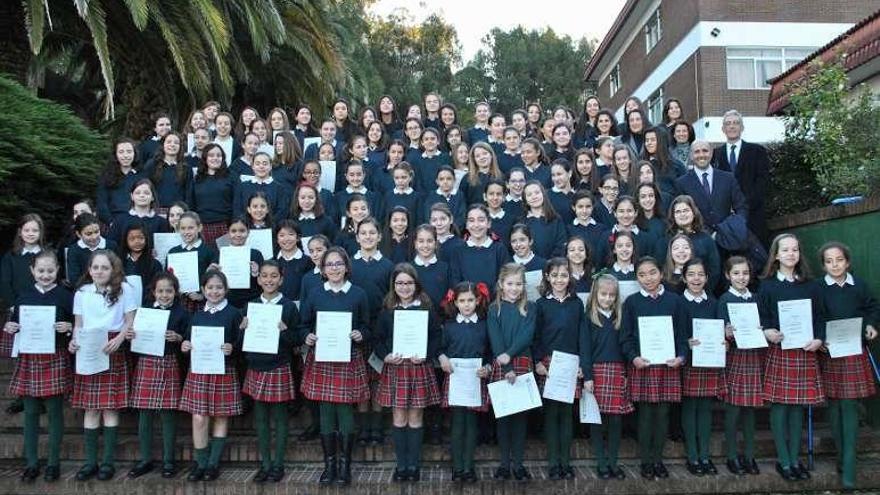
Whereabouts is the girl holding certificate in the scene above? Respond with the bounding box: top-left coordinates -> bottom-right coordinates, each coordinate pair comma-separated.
620,256 -> 687,481
241,260 -> 301,483
758,233 -> 825,482
299,247 -> 371,485
534,258 -> 590,480
375,264 -> 441,481
167,212 -> 218,312
816,242 -> 879,489
127,273 -> 187,480
587,275 -> 633,480
222,217 -> 264,309
274,220 -> 310,303
69,250 -> 138,481
179,270 -> 243,482
0,214 -> 46,357
680,258 -> 723,476
4,251 -> 72,482
438,282 -> 491,483
488,263 -> 536,481
717,256 -> 764,476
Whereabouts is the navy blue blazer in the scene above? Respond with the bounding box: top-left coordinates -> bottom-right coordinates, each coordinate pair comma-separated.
675,168 -> 748,232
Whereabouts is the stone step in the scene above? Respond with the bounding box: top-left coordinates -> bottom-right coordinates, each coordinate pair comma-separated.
0,457 -> 878,495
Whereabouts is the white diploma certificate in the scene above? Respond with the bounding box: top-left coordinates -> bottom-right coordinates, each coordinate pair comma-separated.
319,160 -> 337,193
247,228 -> 274,260
691,318 -> 726,368
542,350 -> 580,404
190,326 -> 225,375
826,317 -> 863,358
779,299 -> 813,350
75,326 -> 109,375
579,392 -> 602,424
524,270 -> 542,302
153,233 -> 181,268
243,303 -> 282,354
618,281 -> 641,303
131,307 -> 170,357
727,302 -> 767,349
448,358 -> 483,408
638,316 -> 676,364
576,292 -> 590,308
220,246 -> 251,290
17,305 -> 56,354
392,310 -> 429,358
315,311 -> 352,362
125,275 -> 143,306
488,372 -> 542,418
166,251 -> 200,293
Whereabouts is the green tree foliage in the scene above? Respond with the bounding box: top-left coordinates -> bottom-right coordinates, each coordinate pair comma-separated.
0,76 -> 105,241
783,60 -> 880,199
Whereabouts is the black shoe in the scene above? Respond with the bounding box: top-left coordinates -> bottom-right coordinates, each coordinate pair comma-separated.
653,462 -> 669,478
686,461 -> 704,476
187,465 -> 205,482
794,461 -> 811,480
393,468 -> 407,482
319,433 -> 337,484
726,458 -> 745,475
76,463 -> 98,481
5,397 -> 23,415
21,466 -> 39,482
513,465 -> 531,481
463,469 -> 478,483
44,465 -> 60,482
561,465 -> 575,480
203,466 -> 220,481
451,470 -> 463,482
253,468 -> 270,483
596,465 -> 611,479
407,468 -> 421,481
701,459 -> 718,475
775,462 -> 797,481
612,466 -> 626,480
743,457 -> 759,475
269,465 -> 284,482
493,466 -> 511,480
97,464 -> 115,481
298,424 -> 319,442
127,461 -> 154,479
336,433 -> 354,485
161,463 -> 176,479
640,463 -> 655,480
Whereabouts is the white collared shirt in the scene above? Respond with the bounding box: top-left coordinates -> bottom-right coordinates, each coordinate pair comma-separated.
421,150 -> 440,159
776,271 -> 797,282
513,253 -> 535,265
204,299 -> 229,313
684,290 -> 708,303
153,300 -> 172,310
573,218 -> 597,227
397,299 -> 422,309
21,246 -> 42,255
695,165 -> 714,190
354,250 -> 383,262
251,176 -> 274,185
393,187 -> 414,195
456,313 -> 478,324
414,255 -> 438,267
598,308 -> 613,319
825,273 -> 855,286
276,250 -> 303,261
640,284 -> 665,298
613,262 -> 634,274
489,209 -> 506,220
182,239 -> 203,250
129,209 -> 156,218
505,194 -> 521,202
727,140 -> 742,163
346,185 -> 367,195
727,286 -> 752,299
34,283 -> 56,294
260,293 -> 283,304
612,224 -> 639,235
77,238 -> 107,251
546,293 -> 570,303
551,186 -> 569,194
466,237 -> 492,248
435,187 -> 458,198
298,213 -> 316,220
324,281 -> 352,293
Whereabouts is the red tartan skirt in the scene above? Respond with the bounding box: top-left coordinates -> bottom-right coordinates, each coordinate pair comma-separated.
377,360 -> 440,409
535,355 -> 583,400
682,365 -> 727,399
179,364 -> 242,416
300,348 -> 370,404
592,362 -> 634,415
820,351 -> 876,400
762,344 -> 824,405
0,331 -> 14,357
628,364 -> 681,403
71,349 -> 129,410
440,372 -> 489,412
9,351 -> 71,398
490,355 -> 532,382
130,354 -> 181,410
201,222 -> 228,248
243,365 -> 296,403
725,349 -> 766,407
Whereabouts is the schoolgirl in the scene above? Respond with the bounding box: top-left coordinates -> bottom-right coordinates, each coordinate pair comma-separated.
642,127 -> 686,199
461,142 -> 503,206
271,130 -> 304,192
212,112 -> 242,162
509,224 -> 546,272
221,217 -> 264,308
380,207 -> 414,264
488,263 -> 536,480
289,185 -> 334,242
572,148 -> 600,194
69,250 -> 138,481
303,120 -> 340,161
375,264 -> 441,481
497,126 -> 524,176
609,231 -> 638,280
450,204 -> 510,294
241,260 -> 301,483
423,92 -> 442,129
167,202 -> 188,233
403,118 -> 425,162
466,101 -> 491,145
593,135 -> 615,175
332,98 -> 358,145
4,251 -> 72,482
377,96 -> 402,137
65,213 -> 117,284
335,194 -> 371,255
662,233 -> 695,293
568,190 -> 610,267
96,138 -> 142,224
334,160 -> 382,223
619,108 -> 650,157
438,281 -> 491,482
534,258 -> 590,479
234,152 -> 291,221
440,103 -> 459,132
340,135 -> 370,190
450,142 -> 470,188
191,143 -> 235,246
411,127 -> 450,192
167,212 -> 218,310
429,203 -> 465,263
382,162 -> 421,223
636,182 -> 669,237
620,256 -> 687,480
118,223 -> 163,300
1,214 -> 47,356
138,113 -> 172,162
510,109 -> 530,139
574,95 -> 601,149
420,166 -> 465,227
371,139 -> 406,195
274,220 -> 309,303
520,181 -> 567,258
251,118 -> 274,156
366,121 -> 389,170
566,236 -> 593,295
107,179 -> 172,245
412,225 -> 451,309
484,179 -> 516,245
549,159 -> 575,224
661,195 -> 721,291
268,107 -> 291,137
540,118 -> 557,149
145,132 -> 193,213
244,191 -> 275,231
359,106 -> 377,134
292,105 -> 318,149
179,270 -> 243,481
593,174 -> 620,227
235,107 -> 260,140
611,145 -> 639,197
187,128 -> 213,168
526,103 -> 543,136
58,199 -> 97,277
126,273 -> 187,479
486,114 -> 507,156
520,138 -> 551,188
612,195 -> 660,259
587,274 -> 633,480
296,160 -> 338,223
546,123 -> 575,164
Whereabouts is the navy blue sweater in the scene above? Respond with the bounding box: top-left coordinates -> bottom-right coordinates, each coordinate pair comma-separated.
296,214 -> 337,240
107,213 -> 172,246
9,285 -> 74,353
567,221 -> 611,267
815,275 -> 880,331
414,260 -> 451,309
96,171 -> 142,224
589,313 -> 625,365
1,251 -> 37,308
488,301 -> 536,373
298,283 -> 372,344
440,319 -> 491,363
534,296 -> 592,379
234,181 -> 291,221
548,190 -> 575,224
351,255 -> 394,322
410,152 -> 451,192
192,174 -> 236,224
758,276 -> 826,341
420,191 -> 466,227
449,240 -> 510,296
139,300 -> 189,356
185,303 -> 243,365
143,161 -> 194,208
519,216 -> 566,258
66,239 -> 119,285
240,296 -> 301,370
373,305 -> 441,360
620,290 -> 689,363
497,152 -> 524,176
523,165 -> 553,189
277,254 -> 311,302
682,294 -> 719,362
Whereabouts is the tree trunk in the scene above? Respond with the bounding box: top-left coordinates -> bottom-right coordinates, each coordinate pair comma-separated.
0,1 -> 31,85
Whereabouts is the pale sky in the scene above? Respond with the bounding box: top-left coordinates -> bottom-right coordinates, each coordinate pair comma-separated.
368,0 -> 627,64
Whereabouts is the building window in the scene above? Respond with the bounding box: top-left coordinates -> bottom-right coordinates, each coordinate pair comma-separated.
646,87 -> 664,124
726,47 -> 816,89
644,7 -> 662,53
609,65 -> 621,97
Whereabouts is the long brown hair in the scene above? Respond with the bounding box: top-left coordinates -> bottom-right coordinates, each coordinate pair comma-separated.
151,132 -> 189,185
78,249 -> 125,306
761,233 -> 812,282
383,263 -> 432,310
12,213 -> 45,253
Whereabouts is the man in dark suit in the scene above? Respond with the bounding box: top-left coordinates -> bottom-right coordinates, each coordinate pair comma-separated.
712,110 -> 770,244
676,140 -> 748,232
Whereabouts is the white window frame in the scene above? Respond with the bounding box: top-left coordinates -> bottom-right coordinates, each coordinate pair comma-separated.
646,87 -> 664,125
644,6 -> 663,53
609,64 -> 621,97
726,47 -> 816,90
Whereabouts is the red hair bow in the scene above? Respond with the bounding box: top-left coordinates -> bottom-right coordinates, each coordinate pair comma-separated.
442,289 -> 456,308
475,282 -> 490,302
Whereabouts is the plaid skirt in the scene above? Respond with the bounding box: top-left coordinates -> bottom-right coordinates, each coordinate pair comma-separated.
820,350 -> 876,400
628,364 -> 681,403
0,331 -> 14,357
243,365 -> 296,403
725,349 -> 766,407
490,356 -> 532,382
377,360 -> 441,409
300,348 -> 370,404
9,352 -> 71,398
130,354 -> 181,410
201,222 -> 228,248
440,372 -> 489,412
535,355 -> 583,400
71,350 -> 129,410
179,364 -> 243,416
682,366 -> 727,399
592,362 -> 634,415
762,344 -> 824,405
